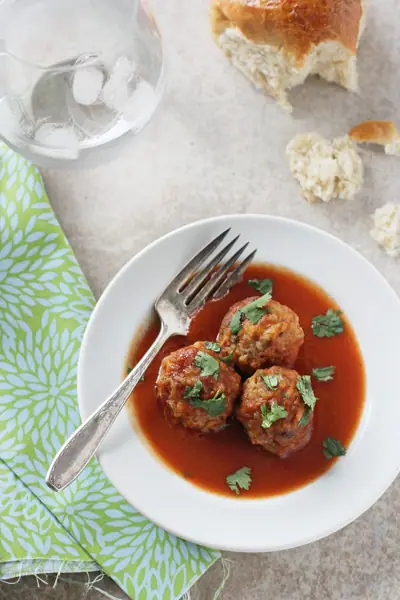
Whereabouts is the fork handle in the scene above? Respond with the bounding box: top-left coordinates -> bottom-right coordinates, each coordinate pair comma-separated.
46,321 -> 171,492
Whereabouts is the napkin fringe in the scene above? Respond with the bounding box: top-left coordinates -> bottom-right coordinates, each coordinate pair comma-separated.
58,572 -> 124,600
1,570 -> 124,600
1,561 -> 233,599
0,559 -> 97,583
181,556 -> 231,600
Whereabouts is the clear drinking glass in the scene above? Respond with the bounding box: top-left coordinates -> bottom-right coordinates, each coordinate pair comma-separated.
0,0 -> 164,166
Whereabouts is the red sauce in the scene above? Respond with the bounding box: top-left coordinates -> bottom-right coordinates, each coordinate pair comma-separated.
127,264 -> 365,498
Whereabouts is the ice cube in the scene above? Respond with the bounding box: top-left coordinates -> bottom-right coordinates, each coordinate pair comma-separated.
34,123 -> 79,159
72,65 -> 104,106
102,56 -> 137,113
69,100 -> 118,137
0,96 -> 34,141
123,79 -> 156,123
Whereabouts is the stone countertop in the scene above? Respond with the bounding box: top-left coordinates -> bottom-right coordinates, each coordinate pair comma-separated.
5,0 -> 400,598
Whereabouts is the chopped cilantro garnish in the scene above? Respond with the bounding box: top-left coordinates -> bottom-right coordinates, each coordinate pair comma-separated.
203,342 -> 234,365
230,311 -> 243,335
204,341 -> 221,353
298,407 -> 312,426
248,278 -> 273,295
226,466 -> 252,495
220,350 -> 235,365
188,389 -> 226,417
312,366 -> 335,382
260,402 -> 288,429
242,293 -> 272,324
184,381 -> 226,416
229,293 -> 272,335
296,375 -> 318,410
194,350 -> 220,380
323,437 -> 346,459
261,374 -> 279,390
183,380 -> 203,400
140,374 -> 145,382
312,309 -> 344,338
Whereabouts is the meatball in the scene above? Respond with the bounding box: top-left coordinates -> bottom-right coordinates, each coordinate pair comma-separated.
156,341 -> 241,433
217,297 -> 304,375
237,366 -> 313,457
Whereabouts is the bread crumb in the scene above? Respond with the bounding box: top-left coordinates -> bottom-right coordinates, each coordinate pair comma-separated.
385,138 -> 400,156
371,203 -> 400,257
286,133 -> 364,203
349,120 -> 400,156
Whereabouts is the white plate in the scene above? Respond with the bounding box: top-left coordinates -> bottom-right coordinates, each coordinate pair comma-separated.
78,215 -> 400,552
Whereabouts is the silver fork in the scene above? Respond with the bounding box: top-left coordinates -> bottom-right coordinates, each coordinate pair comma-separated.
46,229 -> 256,492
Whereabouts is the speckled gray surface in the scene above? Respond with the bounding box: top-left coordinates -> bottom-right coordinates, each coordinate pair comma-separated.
2,0 -> 400,598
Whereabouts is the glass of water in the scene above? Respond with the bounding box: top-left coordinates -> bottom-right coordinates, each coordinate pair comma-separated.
0,0 -> 164,166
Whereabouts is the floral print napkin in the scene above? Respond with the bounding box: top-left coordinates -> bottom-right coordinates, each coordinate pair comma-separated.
0,459 -> 98,579
0,144 -> 219,597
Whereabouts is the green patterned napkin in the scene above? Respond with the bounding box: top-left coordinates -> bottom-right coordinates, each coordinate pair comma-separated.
0,144 -> 219,597
0,459 -> 98,579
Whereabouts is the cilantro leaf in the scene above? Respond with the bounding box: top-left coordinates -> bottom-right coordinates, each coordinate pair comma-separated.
229,293 -> 272,334
242,293 -> 272,324
194,351 -> 220,380
312,366 -> 335,382
260,402 -> 288,429
245,306 -> 267,325
248,278 -> 273,295
312,309 -> 344,338
220,350 -> 235,365
203,342 -> 234,365
323,437 -> 346,459
298,406 -> 312,426
226,466 -> 252,495
230,311 -> 243,335
188,389 -> 226,417
296,375 -> 318,410
261,374 -> 279,390
184,382 -> 226,416
183,380 -> 203,400
140,374 -> 145,382
204,342 -> 221,353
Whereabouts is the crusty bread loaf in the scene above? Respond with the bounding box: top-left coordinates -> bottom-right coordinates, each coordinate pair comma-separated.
349,120 -> 400,155
210,0 -> 366,112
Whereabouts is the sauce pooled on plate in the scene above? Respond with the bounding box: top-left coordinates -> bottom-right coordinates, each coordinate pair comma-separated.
127,263 -> 365,498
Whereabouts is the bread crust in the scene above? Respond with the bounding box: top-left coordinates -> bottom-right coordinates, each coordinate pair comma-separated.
348,120 -> 399,146
210,0 -> 363,66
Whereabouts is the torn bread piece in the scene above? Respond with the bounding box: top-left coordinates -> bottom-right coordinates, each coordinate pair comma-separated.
371,203 -> 400,258
349,120 -> 400,156
210,0 -> 367,112
286,133 -> 364,203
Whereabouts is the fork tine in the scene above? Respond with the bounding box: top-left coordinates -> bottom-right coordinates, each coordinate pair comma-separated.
213,249 -> 257,300
164,228 -> 231,293
182,235 -> 240,303
187,242 -> 250,312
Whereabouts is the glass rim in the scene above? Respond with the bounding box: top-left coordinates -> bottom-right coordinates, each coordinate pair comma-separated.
0,47 -> 102,73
